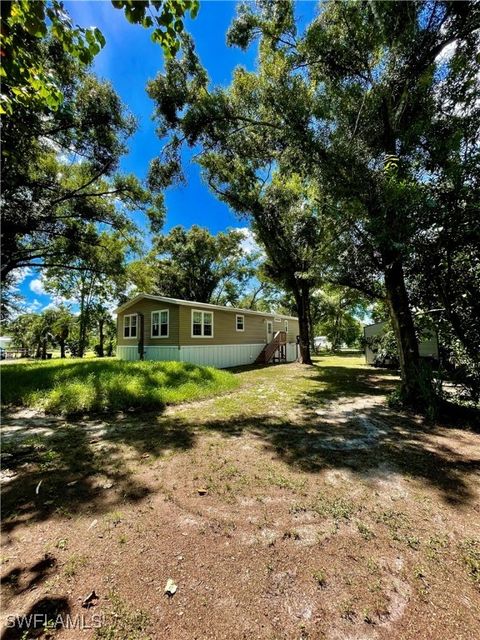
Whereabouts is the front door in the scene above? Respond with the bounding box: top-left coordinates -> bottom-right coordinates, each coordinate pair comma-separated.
266,321 -> 273,343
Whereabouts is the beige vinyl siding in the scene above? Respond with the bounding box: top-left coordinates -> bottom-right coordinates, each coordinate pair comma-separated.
178,306 -> 299,346
117,295 -> 299,349
285,318 -> 299,342
117,300 -> 180,346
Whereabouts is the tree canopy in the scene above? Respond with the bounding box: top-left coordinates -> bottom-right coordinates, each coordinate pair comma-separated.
145,0 -> 480,407
127,225 -> 257,304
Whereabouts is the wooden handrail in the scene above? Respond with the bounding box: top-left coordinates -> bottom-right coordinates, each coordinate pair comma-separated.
255,331 -> 288,364
262,331 -> 286,362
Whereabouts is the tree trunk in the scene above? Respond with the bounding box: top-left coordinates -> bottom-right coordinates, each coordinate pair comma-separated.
60,339 -> 66,358
293,282 -> 313,365
78,286 -> 87,358
98,318 -> 105,357
41,337 -> 47,360
332,309 -> 341,352
384,257 -> 430,407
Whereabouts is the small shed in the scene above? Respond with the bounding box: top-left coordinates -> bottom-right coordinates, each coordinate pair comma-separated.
364,321 -> 439,365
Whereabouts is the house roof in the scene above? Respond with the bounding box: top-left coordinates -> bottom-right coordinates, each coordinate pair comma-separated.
114,294 -> 298,321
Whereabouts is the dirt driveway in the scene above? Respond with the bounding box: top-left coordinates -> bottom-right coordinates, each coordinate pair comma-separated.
1,355 -> 479,639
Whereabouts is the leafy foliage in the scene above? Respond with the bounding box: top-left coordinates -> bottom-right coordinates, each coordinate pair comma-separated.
145,0 -> 479,405
112,0 -> 199,57
0,0 -> 105,114
312,286 -> 367,351
127,226 -> 256,304
1,32 -> 163,302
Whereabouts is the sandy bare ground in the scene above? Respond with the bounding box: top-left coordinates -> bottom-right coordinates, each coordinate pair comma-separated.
1,356 -> 479,639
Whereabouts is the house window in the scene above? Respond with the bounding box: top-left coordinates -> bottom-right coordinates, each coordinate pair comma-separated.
192,310 -> 214,337
152,309 -> 169,338
236,314 -> 245,332
124,314 -> 137,339
284,320 -> 289,334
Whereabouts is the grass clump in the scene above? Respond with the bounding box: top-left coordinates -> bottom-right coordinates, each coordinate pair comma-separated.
95,590 -> 151,640
459,539 -> 480,586
312,493 -> 356,521
64,554 -> 88,578
313,569 -> 327,587
1,358 -> 238,415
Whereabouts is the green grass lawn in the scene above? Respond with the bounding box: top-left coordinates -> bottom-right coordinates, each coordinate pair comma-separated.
1,358 -> 238,414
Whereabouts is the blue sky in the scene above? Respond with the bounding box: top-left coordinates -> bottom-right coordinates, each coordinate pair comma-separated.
18,0 -> 317,312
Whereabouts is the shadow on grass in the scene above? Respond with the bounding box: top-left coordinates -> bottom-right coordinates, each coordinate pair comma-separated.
1,553 -> 57,603
1,359 -> 222,413
2,357 -> 479,537
1,596 -> 70,640
199,410 -> 479,506
1,414 -> 195,537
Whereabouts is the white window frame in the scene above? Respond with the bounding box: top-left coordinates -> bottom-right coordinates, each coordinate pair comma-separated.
123,313 -> 138,339
284,320 -> 289,334
266,320 -> 273,341
151,309 -> 169,339
191,309 -> 214,338
236,314 -> 245,332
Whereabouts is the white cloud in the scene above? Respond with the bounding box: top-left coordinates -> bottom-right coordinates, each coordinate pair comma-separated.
435,39 -> 457,64
29,277 -> 46,295
237,227 -> 264,257
9,267 -> 32,287
24,299 -> 43,313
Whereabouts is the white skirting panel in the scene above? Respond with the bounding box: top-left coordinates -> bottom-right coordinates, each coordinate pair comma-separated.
144,346 -> 181,361
116,345 -> 140,361
286,343 -> 298,362
117,343 -> 297,368
179,344 -> 265,368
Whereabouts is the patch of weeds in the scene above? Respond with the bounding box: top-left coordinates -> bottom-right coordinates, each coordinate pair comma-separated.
368,578 -> 383,594
375,509 -> 408,541
205,459 -> 249,496
405,535 -> 421,550
366,557 -> 381,574
426,534 -> 449,561
264,467 -> 306,492
95,589 -> 151,640
459,539 -> 480,586
289,503 -> 308,515
312,493 -> 356,521
313,569 -> 327,588
339,597 -> 357,621
55,538 -> 68,550
64,554 -> 88,578
39,449 -> 60,470
357,521 -> 374,540
118,535 -> 127,545
54,506 -> 73,519
413,565 -> 429,599
105,510 -> 123,526
22,436 -> 47,452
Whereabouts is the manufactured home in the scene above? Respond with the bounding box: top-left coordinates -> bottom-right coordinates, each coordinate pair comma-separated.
364,321 -> 439,365
115,294 -> 299,368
